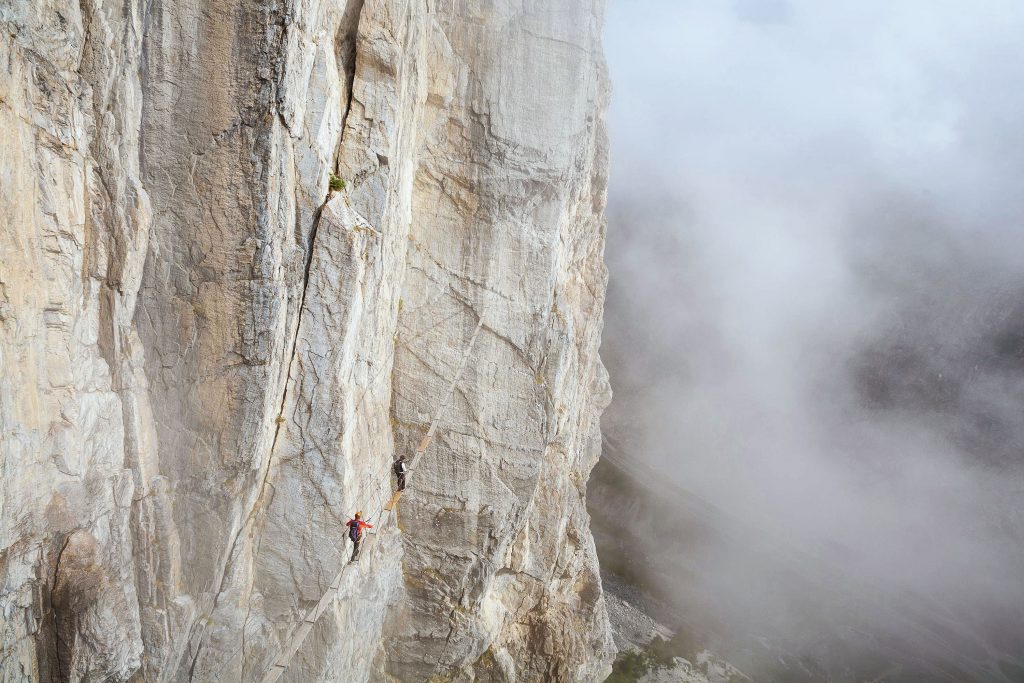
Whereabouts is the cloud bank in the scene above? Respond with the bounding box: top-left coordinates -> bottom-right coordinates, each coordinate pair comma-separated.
602,0 -> 1024,676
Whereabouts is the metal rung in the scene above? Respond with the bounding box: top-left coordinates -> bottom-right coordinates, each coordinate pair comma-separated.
384,490 -> 403,512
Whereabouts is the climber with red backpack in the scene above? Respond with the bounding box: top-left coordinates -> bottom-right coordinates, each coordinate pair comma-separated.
346,512 -> 373,562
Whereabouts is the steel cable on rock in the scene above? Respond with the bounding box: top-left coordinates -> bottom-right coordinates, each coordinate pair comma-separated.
256,315 -> 484,683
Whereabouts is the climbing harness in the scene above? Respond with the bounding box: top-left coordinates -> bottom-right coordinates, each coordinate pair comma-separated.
258,317 -> 484,683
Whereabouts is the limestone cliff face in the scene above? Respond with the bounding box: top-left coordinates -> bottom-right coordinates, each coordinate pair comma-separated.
0,1 -> 612,681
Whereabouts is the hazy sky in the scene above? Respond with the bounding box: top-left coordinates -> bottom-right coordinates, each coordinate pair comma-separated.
602,0 -> 1024,674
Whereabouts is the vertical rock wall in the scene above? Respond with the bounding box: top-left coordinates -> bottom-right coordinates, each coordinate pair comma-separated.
2,2 -> 151,679
342,4 -> 615,681
0,1 -> 612,681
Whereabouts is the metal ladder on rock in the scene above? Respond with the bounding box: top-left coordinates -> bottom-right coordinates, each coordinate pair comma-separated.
259,318 -> 483,683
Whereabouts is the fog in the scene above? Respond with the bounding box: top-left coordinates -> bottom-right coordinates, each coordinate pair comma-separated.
601,0 -> 1024,678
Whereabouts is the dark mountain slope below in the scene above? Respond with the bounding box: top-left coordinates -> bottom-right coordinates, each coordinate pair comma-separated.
590,437 -> 1024,683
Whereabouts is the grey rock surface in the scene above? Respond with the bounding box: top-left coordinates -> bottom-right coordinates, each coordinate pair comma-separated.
0,1 -> 612,681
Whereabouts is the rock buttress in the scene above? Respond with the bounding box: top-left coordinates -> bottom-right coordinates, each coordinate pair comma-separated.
336,2 -> 615,680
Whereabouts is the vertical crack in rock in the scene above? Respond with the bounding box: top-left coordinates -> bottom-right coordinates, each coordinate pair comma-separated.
254,0 -> 364,594
228,191 -> 329,599
186,1 -> 372,675
336,0 -> 365,151
49,534 -> 72,681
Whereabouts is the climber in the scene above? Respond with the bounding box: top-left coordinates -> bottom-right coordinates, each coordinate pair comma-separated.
346,512 -> 373,562
393,454 -> 408,491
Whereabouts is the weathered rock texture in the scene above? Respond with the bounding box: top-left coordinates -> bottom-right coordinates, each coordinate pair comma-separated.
0,0 -> 612,681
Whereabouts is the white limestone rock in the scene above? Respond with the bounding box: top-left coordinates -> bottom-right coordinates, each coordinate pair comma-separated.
0,1 -> 613,680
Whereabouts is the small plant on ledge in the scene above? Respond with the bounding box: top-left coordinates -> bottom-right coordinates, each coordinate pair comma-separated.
328,173 -> 346,193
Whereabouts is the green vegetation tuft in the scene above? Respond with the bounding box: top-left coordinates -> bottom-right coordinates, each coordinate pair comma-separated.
605,633 -> 706,683
649,633 -> 701,669
605,650 -> 652,683
328,173 -> 346,192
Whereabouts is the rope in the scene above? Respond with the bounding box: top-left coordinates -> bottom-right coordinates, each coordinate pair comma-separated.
256,315 -> 484,683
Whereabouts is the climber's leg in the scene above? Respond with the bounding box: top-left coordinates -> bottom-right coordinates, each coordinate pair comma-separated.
350,537 -> 361,562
